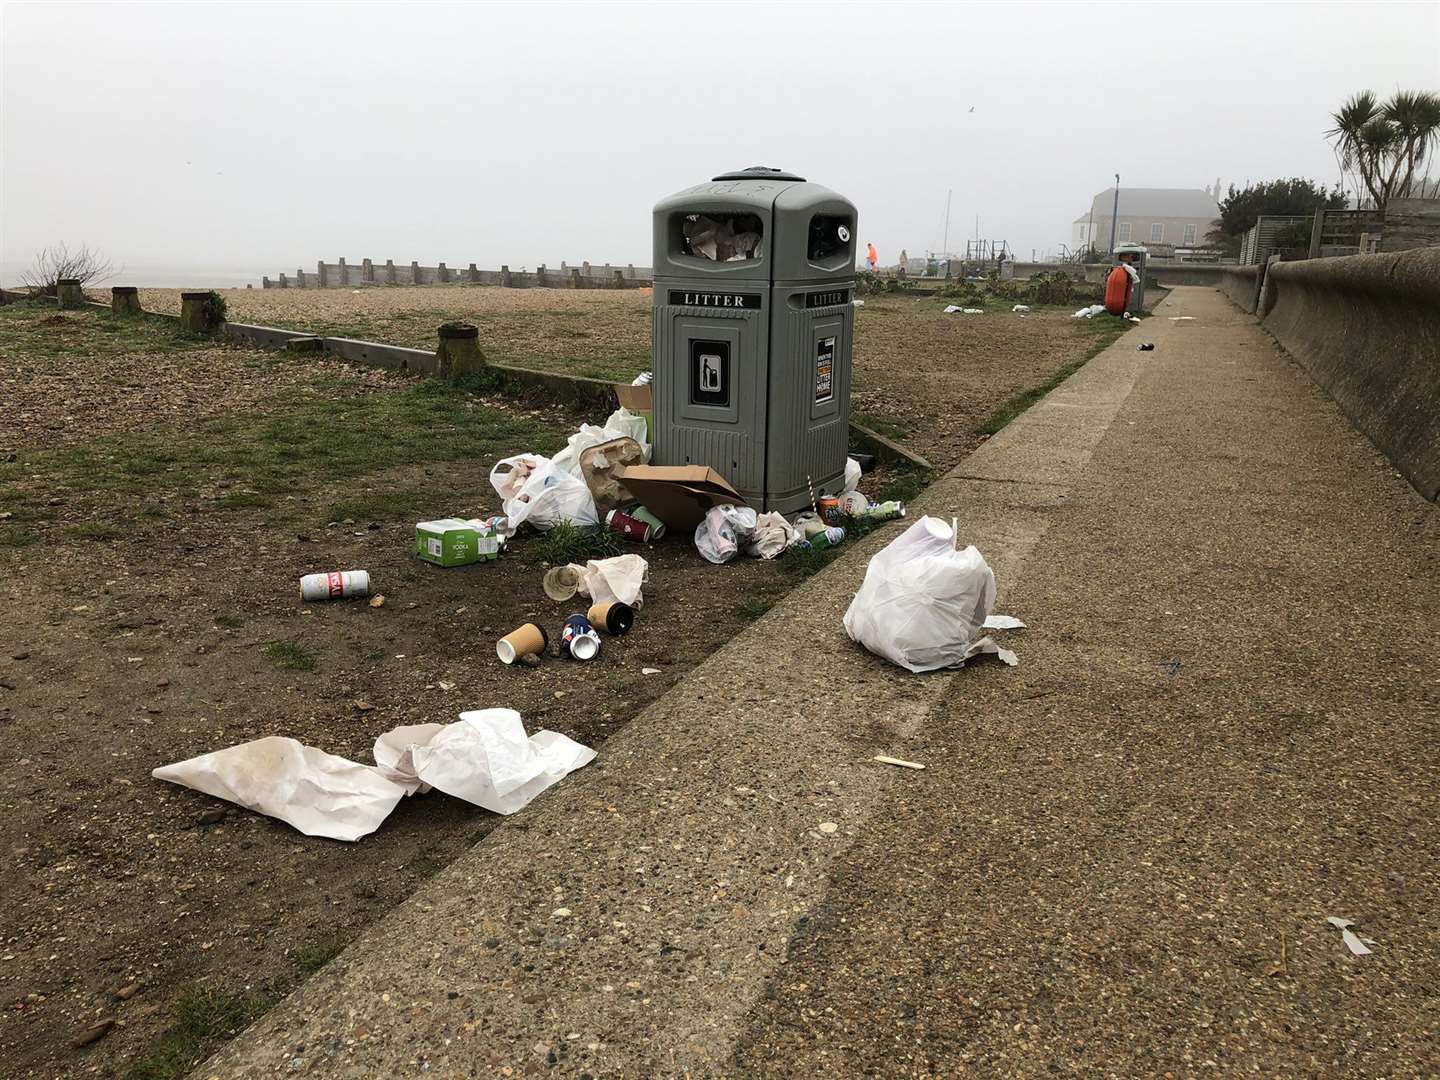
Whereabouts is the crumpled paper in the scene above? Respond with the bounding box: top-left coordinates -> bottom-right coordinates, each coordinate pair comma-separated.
577,553 -> 648,607
153,711 -> 596,842
744,511 -> 798,560
409,709 -> 597,815
152,737 -> 409,843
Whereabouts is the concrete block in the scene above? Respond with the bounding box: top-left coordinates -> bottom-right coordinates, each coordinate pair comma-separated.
111,286 -> 142,316
56,278 -> 84,308
180,291 -> 220,333
436,321 -> 484,376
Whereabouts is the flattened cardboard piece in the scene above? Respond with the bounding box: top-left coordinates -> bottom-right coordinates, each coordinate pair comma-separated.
613,383 -> 653,413
615,464 -> 746,531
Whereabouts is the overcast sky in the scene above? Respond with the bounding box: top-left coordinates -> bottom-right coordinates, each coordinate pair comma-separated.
2,0 -> 1437,283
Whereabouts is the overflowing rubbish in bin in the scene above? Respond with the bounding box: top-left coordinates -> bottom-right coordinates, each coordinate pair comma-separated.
682,212 -> 764,262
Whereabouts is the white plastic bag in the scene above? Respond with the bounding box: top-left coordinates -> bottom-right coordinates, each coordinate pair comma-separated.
604,407 -> 650,463
152,737 -> 408,842
551,424 -> 613,480
407,709 -> 597,816
842,516 -> 998,673
489,454 -> 598,531
695,504 -> 758,564
844,456 -> 863,493
552,409 -> 652,478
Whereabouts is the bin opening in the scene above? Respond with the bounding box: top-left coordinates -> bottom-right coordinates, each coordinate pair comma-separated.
680,212 -> 764,262
807,215 -> 854,261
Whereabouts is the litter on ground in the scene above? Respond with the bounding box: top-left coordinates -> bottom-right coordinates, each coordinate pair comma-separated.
153,709 -> 596,841
1326,916 -> 1375,956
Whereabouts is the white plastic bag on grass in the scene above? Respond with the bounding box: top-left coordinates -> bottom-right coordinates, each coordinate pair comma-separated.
552,410 -> 652,478
844,456 -> 863,492
695,504 -> 758,564
604,407 -> 650,462
489,453 -> 598,531
843,516 -> 998,672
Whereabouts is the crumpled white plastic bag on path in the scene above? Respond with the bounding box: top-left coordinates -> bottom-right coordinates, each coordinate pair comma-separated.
844,456 -> 863,492
489,453 -> 598,531
152,737 -> 408,842
843,516 -> 1003,673
695,504 -> 759,564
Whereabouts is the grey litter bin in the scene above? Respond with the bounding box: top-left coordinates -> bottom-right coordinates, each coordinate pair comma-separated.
1113,243 -> 1148,310
651,166 -> 857,513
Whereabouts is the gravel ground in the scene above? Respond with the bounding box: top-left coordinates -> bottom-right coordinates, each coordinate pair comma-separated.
731,290 -> 1440,1076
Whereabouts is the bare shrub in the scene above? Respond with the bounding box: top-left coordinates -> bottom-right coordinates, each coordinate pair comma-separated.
20,243 -> 116,297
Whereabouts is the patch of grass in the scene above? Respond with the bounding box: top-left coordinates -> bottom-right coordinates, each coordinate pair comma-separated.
292,933 -> 351,975
0,303 -> 203,358
973,318 -> 1131,437
264,641 -> 316,672
735,595 -> 775,620
15,375 -> 562,513
0,525 -> 39,547
122,986 -> 277,1080
213,614 -> 244,629
876,465 -> 931,506
851,411 -> 909,441
215,491 -> 271,510
533,520 -> 622,565
324,488 -> 437,524
66,520 -> 123,542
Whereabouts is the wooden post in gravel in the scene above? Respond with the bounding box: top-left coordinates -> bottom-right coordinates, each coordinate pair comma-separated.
436,322 -> 484,377
180,291 -> 219,334
56,278 -> 84,308
111,286 -> 142,316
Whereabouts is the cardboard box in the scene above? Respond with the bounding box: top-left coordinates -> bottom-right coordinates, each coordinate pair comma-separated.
613,382 -> 653,441
415,519 -> 500,567
615,465 -> 745,531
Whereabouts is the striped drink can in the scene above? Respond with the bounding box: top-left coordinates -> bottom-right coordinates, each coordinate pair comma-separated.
300,570 -> 371,601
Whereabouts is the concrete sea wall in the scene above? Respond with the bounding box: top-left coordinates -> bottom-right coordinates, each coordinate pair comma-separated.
1225,248 -> 1440,500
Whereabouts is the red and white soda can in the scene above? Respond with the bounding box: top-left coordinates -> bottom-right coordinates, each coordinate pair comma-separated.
300,570 -> 371,601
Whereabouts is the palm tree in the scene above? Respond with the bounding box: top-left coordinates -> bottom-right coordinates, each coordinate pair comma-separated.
1384,90 -> 1440,199
1328,90 -> 1440,209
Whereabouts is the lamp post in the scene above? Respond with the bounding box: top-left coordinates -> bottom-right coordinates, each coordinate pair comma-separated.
1107,172 -> 1120,254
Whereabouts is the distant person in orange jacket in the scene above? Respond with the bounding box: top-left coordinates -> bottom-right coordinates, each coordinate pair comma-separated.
1103,251 -> 1139,315
866,242 -> 878,272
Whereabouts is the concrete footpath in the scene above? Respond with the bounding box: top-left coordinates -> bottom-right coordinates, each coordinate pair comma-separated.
203,288 -> 1438,1078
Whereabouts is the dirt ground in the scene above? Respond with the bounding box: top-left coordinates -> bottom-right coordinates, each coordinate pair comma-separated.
1,291 -> 1117,1078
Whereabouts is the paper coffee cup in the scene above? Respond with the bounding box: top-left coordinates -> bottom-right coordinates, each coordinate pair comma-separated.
587,601 -> 635,636
497,623 -> 548,665
542,565 -> 582,602
629,506 -> 666,540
